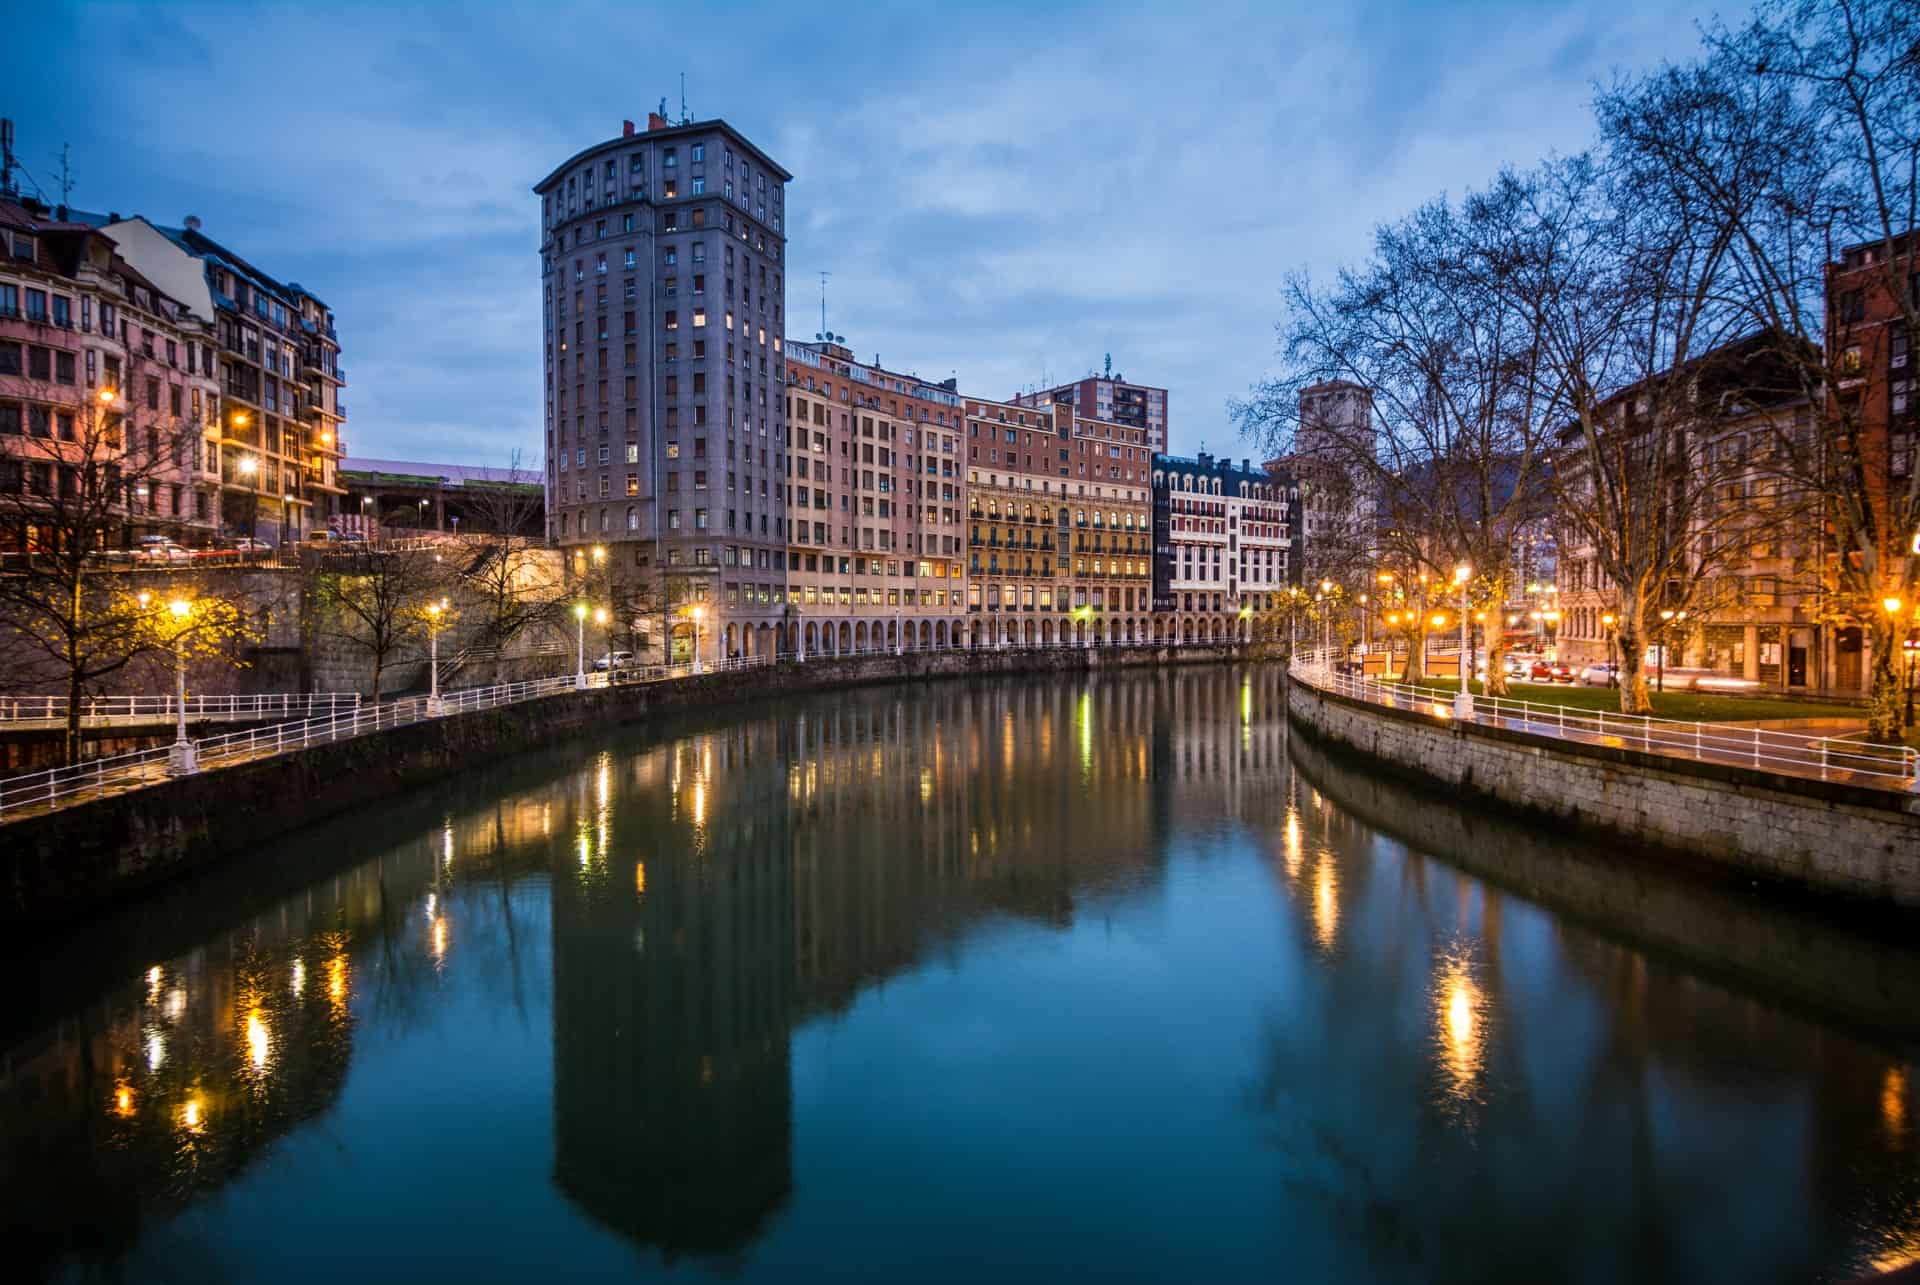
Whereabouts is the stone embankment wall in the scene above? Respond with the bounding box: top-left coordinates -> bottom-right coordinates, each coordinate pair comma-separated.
1286,676 -> 1920,910
0,645 -> 1243,929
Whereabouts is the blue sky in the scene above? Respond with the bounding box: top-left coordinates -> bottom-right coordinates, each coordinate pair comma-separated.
13,0 -> 1730,465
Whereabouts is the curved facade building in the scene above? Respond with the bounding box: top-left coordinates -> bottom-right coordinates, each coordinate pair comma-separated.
535,113 -> 791,664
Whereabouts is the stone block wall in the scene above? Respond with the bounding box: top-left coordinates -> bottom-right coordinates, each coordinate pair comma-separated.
1286,677 -> 1920,909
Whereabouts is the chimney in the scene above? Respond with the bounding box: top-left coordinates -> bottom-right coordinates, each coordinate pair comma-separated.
184,214 -> 201,231
622,119 -> 636,137
647,112 -> 670,132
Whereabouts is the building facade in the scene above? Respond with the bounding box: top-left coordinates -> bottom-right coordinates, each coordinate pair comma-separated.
95,213 -> 348,545
1151,451 -> 1293,644
1013,364 -> 1168,453
1,198 -> 224,550
783,339 -> 966,656
535,112 -> 791,665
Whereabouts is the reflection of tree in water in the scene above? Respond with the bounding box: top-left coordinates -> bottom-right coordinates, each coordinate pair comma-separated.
1246,758 -> 1920,1283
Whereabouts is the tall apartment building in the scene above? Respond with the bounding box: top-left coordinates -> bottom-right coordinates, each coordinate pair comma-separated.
783,339 -> 967,655
535,113 -> 791,666
94,213 -> 348,543
1,197 -> 225,548
963,397 -> 1154,645
1276,379 -> 1377,582
1150,451 -> 1294,644
1014,363 -> 1168,452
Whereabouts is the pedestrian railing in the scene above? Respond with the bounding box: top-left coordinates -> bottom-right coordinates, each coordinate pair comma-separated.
0,692 -> 361,726
1288,649 -> 1919,790
0,636 -> 1230,822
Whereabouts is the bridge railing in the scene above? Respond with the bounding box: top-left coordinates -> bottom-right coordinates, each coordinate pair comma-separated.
1288,648 -> 1918,790
0,692 -> 362,726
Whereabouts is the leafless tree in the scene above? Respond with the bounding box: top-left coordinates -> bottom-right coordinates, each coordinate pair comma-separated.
452,452 -> 567,652
1236,182 -> 1557,694
310,543 -> 454,700
0,385 -> 252,761
1659,0 -> 1920,736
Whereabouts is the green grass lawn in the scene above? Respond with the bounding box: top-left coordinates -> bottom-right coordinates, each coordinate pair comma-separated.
1401,676 -> 1864,724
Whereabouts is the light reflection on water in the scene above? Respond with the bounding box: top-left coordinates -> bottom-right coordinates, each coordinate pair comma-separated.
1,666 -> 1917,1285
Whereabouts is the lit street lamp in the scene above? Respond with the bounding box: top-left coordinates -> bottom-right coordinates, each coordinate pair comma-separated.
1903,635 -> 1918,730
426,599 -> 447,715
1453,563 -> 1474,719
1655,609 -> 1686,693
1601,612 -> 1618,686
166,597 -> 197,774
689,604 -> 705,674
573,602 -> 589,690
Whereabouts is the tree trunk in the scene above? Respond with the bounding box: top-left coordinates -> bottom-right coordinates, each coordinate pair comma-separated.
370,653 -> 384,704
1867,616 -> 1903,742
1616,629 -> 1652,715
1485,639 -> 1510,696
1401,628 -> 1426,683
64,661 -> 83,768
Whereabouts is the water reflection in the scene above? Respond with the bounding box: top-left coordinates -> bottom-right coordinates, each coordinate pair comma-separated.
2,668 -> 1917,1283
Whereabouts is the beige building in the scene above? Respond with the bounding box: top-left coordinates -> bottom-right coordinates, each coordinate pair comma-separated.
783,339 -> 967,656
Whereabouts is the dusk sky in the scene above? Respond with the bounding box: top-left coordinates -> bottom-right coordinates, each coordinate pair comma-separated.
15,0 -> 1729,467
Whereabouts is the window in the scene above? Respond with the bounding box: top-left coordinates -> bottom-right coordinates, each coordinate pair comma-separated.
691,143 -> 704,162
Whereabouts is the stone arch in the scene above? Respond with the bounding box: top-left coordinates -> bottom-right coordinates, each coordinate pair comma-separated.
855,621 -> 869,650
838,621 -> 852,652
724,623 -> 738,657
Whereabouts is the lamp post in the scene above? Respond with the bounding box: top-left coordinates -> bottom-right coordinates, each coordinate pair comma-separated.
1453,563 -> 1473,719
237,453 -> 258,542
689,604 -> 705,673
1601,612 -> 1618,687
573,602 -> 589,690
1902,635 -> 1917,730
166,597 -> 197,774
426,599 -> 446,715
1656,608 -> 1681,694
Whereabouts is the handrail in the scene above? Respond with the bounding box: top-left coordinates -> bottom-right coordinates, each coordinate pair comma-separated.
1288,648 -> 1918,790
0,692 -> 362,726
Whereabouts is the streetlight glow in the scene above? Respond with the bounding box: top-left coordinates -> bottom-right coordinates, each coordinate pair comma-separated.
1884,597 -> 1905,616
168,598 -> 191,620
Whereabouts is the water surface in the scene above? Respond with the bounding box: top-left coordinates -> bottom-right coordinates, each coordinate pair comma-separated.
4,666 -> 1917,1283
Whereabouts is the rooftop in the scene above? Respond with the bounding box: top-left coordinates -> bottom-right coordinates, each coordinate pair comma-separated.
340,457 -> 540,488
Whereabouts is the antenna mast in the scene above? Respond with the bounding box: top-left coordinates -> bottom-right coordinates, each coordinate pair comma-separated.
680,73 -> 688,124
819,271 -> 831,340
57,143 -> 73,207
0,119 -> 15,199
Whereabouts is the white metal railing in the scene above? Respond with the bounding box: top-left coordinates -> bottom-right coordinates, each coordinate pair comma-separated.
0,692 -> 361,726
1288,648 -> 1919,790
0,634 -> 1234,821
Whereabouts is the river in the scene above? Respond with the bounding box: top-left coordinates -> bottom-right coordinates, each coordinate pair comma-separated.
3,664 -> 1917,1283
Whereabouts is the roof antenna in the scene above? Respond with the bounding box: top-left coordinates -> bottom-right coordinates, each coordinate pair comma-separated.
57,143 -> 74,209
680,73 -> 688,124
818,270 -> 831,341
0,119 -> 15,199
1104,352 -> 1112,379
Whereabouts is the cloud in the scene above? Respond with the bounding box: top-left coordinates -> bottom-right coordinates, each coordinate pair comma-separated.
16,0 -> 1729,463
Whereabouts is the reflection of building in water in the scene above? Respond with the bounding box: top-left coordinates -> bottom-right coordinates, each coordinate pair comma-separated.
1158,666 -> 1288,829
550,724 -> 795,1259
787,680 -> 1162,1019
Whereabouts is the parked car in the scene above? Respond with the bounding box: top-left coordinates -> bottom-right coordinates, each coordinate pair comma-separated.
306,529 -> 346,545
228,537 -> 274,556
1529,659 -> 1574,683
135,536 -> 191,564
1578,662 -> 1619,687
593,651 -> 635,672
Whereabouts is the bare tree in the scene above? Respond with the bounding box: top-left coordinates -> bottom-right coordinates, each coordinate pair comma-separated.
310,543 -> 453,700
453,453 -> 567,652
1661,0 -> 1920,736
0,386 -> 246,761
1236,181 -> 1556,695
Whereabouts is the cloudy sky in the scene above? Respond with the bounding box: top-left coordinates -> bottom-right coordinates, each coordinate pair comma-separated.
15,0 -> 1730,465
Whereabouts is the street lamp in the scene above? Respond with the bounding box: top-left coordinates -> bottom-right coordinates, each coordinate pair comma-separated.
573,602 -> 589,690
1655,609 -> 1685,693
426,599 -> 447,715
1903,636 -> 1918,730
1453,563 -> 1474,718
237,455 -> 259,542
689,604 -> 705,674
1601,612 -> 1618,686
166,597 -> 197,774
